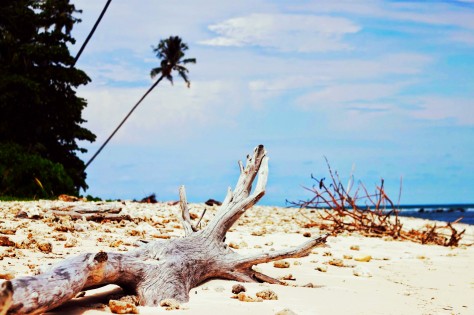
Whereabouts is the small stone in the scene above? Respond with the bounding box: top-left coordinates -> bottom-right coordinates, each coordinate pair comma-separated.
228,242 -> 239,249
322,251 -> 332,257
234,292 -> 262,302
109,299 -> 139,314
273,260 -> 290,268
159,298 -> 180,310
353,265 -> 372,277
37,242 -> 52,253
328,259 -> 344,267
315,265 -> 327,272
109,240 -> 123,248
354,255 -> 372,262
231,284 -> 246,294
350,245 -> 360,251
64,237 -> 78,248
275,308 -> 298,315
0,236 -> 15,247
280,274 -> 295,281
303,232 -> 311,237
343,254 -> 353,260
256,289 -> 278,300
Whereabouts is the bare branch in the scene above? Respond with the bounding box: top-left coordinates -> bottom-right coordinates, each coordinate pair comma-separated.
179,185 -> 196,235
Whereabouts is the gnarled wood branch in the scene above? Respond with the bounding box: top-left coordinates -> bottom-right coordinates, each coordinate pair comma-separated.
0,145 -> 329,314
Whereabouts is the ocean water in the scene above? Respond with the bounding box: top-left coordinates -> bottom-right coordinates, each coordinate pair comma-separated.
397,206 -> 474,225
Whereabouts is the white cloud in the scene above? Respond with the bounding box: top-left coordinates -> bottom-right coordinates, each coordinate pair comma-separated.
409,96 -> 474,125
201,13 -> 361,52
78,80 -> 246,146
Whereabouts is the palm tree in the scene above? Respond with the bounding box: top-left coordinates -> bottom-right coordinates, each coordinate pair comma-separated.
84,36 -> 196,169
73,0 -> 113,65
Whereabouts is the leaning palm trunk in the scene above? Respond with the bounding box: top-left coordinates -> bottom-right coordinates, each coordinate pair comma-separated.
0,145 -> 329,314
84,75 -> 164,169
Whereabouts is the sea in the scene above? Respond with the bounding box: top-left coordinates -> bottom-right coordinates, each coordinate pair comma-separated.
393,204 -> 474,225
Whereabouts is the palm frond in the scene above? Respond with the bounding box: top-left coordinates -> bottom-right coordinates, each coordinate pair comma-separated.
150,67 -> 162,79
182,58 -> 196,64
178,71 -> 190,88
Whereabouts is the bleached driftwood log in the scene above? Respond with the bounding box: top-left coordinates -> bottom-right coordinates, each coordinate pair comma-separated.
0,145 -> 329,314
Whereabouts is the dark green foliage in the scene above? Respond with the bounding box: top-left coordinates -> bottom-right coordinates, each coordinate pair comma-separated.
150,36 -> 196,87
0,143 -> 75,198
0,0 -> 96,196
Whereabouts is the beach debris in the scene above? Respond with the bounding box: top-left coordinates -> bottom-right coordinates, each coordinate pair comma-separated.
159,298 -> 180,310
273,260 -> 290,268
231,284 -> 246,294
256,289 -> 278,300
343,254 -> 353,260
315,265 -> 328,272
353,266 -> 372,277
37,241 -> 52,254
232,292 -> 263,302
354,255 -> 372,262
303,232 -> 311,237
204,199 -> 222,206
229,242 -> 239,249
350,245 -> 360,251
288,160 -> 466,247
280,274 -> 296,281
0,237 -> 15,247
140,193 -> 157,204
109,299 -> 139,314
328,258 -> 345,267
275,308 -> 298,315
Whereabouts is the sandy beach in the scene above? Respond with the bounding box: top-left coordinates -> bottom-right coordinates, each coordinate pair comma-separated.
0,200 -> 473,315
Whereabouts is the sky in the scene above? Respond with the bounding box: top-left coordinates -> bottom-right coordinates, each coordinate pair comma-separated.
70,0 -> 474,206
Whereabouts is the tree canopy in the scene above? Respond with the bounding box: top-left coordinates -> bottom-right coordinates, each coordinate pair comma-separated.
0,0 -> 96,197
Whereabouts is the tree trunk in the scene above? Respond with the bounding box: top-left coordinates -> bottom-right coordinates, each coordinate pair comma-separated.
0,145 -> 328,314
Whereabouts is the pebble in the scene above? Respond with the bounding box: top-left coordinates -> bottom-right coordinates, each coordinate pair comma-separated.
109,299 -> 139,314
274,260 -> 290,268
231,284 -> 246,294
256,289 -> 278,300
159,298 -> 180,310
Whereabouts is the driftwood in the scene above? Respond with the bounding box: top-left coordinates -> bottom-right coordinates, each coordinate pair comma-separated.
0,145 -> 329,314
288,159 -> 466,246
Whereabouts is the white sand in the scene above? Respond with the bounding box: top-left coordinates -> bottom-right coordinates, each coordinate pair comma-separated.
0,201 -> 473,315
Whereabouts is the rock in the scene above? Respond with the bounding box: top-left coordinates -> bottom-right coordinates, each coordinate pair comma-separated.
204,199 -> 222,206
229,242 -> 239,249
234,292 -> 263,302
109,299 -> 139,314
275,308 -> 298,315
280,274 -> 295,280
354,255 -> 372,262
37,241 -> 52,253
231,284 -> 246,294
343,254 -> 353,259
256,289 -> 278,300
303,232 -> 311,237
353,265 -> 372,277
159,298 -> 180,310
64,237 -> 78,248
328,259 -> 344,267
273,260 -> 290,268
315,265 -> 327,272
0,236 -> 15,247
350,245 -> 360,251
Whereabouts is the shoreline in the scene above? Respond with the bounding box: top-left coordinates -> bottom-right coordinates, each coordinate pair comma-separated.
0,201 -> 473,314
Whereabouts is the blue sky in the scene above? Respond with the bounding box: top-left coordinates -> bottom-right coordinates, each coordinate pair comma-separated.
71,0 -> 474,206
